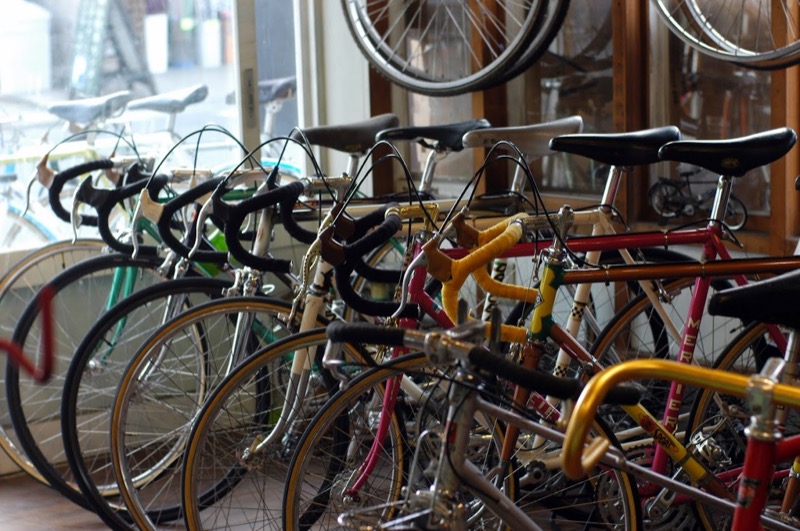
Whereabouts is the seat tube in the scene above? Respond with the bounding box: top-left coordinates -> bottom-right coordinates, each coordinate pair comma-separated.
733,359 -> 784,529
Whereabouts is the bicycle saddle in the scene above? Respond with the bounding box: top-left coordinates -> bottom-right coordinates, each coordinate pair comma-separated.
47,90 -> 132,126
290,113 -> 400,155
463,116 -> 584,160
659,127 -> 797,177
548,125 -> 682,167
258,76 -> 296,104
127,84 -> 208,114
376,119 -> 491,151
708,268 -> 800,329
224,76 -> 297,105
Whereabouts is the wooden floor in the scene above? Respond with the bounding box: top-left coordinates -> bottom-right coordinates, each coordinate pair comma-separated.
0,473 -> 109,530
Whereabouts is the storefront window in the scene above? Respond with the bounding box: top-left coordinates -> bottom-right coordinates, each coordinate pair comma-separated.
504,0 -> 614,196
656,33 -> 772,217
0,0 -> 298,252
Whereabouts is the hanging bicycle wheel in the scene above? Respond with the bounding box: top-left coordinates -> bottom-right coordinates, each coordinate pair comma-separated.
342,0 -> 548,96
653,0 -> 800,70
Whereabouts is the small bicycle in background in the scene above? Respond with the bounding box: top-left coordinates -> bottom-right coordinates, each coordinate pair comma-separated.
648,166 -> 748,230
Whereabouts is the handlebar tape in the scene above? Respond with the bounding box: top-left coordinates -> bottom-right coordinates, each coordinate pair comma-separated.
218,181 -> 304,273
96,173 -> 170,256
467,347 -> 642,405
156,176 -> 228,262
326,320 -> 407,346
49,158 -> 115,223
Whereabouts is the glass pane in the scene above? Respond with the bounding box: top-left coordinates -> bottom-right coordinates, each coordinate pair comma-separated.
508,0 -> 614,196
406,93 -> 474,197
0,0 -> 248,252
254,0 -> 299,161
659,38 -> 772,217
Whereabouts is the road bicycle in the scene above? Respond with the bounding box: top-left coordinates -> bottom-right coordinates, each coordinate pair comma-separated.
286,316 -> 644,529
648,166 -> 748,230
168,122 -> 700,529
565,266 -> 800,528
283,203 -> 799,529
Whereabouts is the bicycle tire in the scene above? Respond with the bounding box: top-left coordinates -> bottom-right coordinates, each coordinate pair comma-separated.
60,276 -> 237,529
341,0 -> 547,96
652,0 -> 800,70
0,239 -> 107,480
648,180 -> 684,219
182,328 -> 373,531
5,252 -> 165,512
0,204 -> 57,249
494,0 -> 572,84
685,321 -> 796,530
724,195 -> 747,231
589,275 -> 750,529
283,351 -> 642,529
109,298 -> 332,529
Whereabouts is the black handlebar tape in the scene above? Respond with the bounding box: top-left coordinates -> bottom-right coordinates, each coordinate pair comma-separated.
97,175 -> 171,256
277,183 -> 317,245
468,347 -> 582,400
49,158 -> 115,223
350,204 -> 394,239
345,204 -> 403,283
326,320 -> 407,346
467,347 -> 641,406
352,257 -> 402,284
334,260 -> 418,318
73,163 -> 154,231
157,176 -> 229,262
341,213 -> 402,261
219,181 -> 303,273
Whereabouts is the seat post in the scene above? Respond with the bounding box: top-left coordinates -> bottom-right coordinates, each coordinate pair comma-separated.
599,165 -> 627,214
708,174 -> 734,228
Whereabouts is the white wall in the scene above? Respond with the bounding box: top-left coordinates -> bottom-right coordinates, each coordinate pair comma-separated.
294,0 -> 372,192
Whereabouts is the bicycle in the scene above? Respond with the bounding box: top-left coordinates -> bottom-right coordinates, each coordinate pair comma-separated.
172,122 -> 700,529
565,266 -> 800,528
648,166 -> 748,230
283,316 -> 645,529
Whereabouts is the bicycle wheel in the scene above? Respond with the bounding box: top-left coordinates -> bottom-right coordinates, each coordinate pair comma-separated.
341,0 -> 547,96
109,298 -> 332,529
0,203 -> 57,250
181,328 -> 373,530
648,181 -> 684,219
652,0 -> 800,70
686,321 -> 798,530
0,239 -> 106,481
724,195 -> 747,231
5,252 -> 164,511
283,352 -> 642,529
495,0 -> 573,83
60,276 -> 235,528
589,276 -> 748,529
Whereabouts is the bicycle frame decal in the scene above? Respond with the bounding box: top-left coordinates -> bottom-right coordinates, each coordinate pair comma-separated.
528,262 -> 563,339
